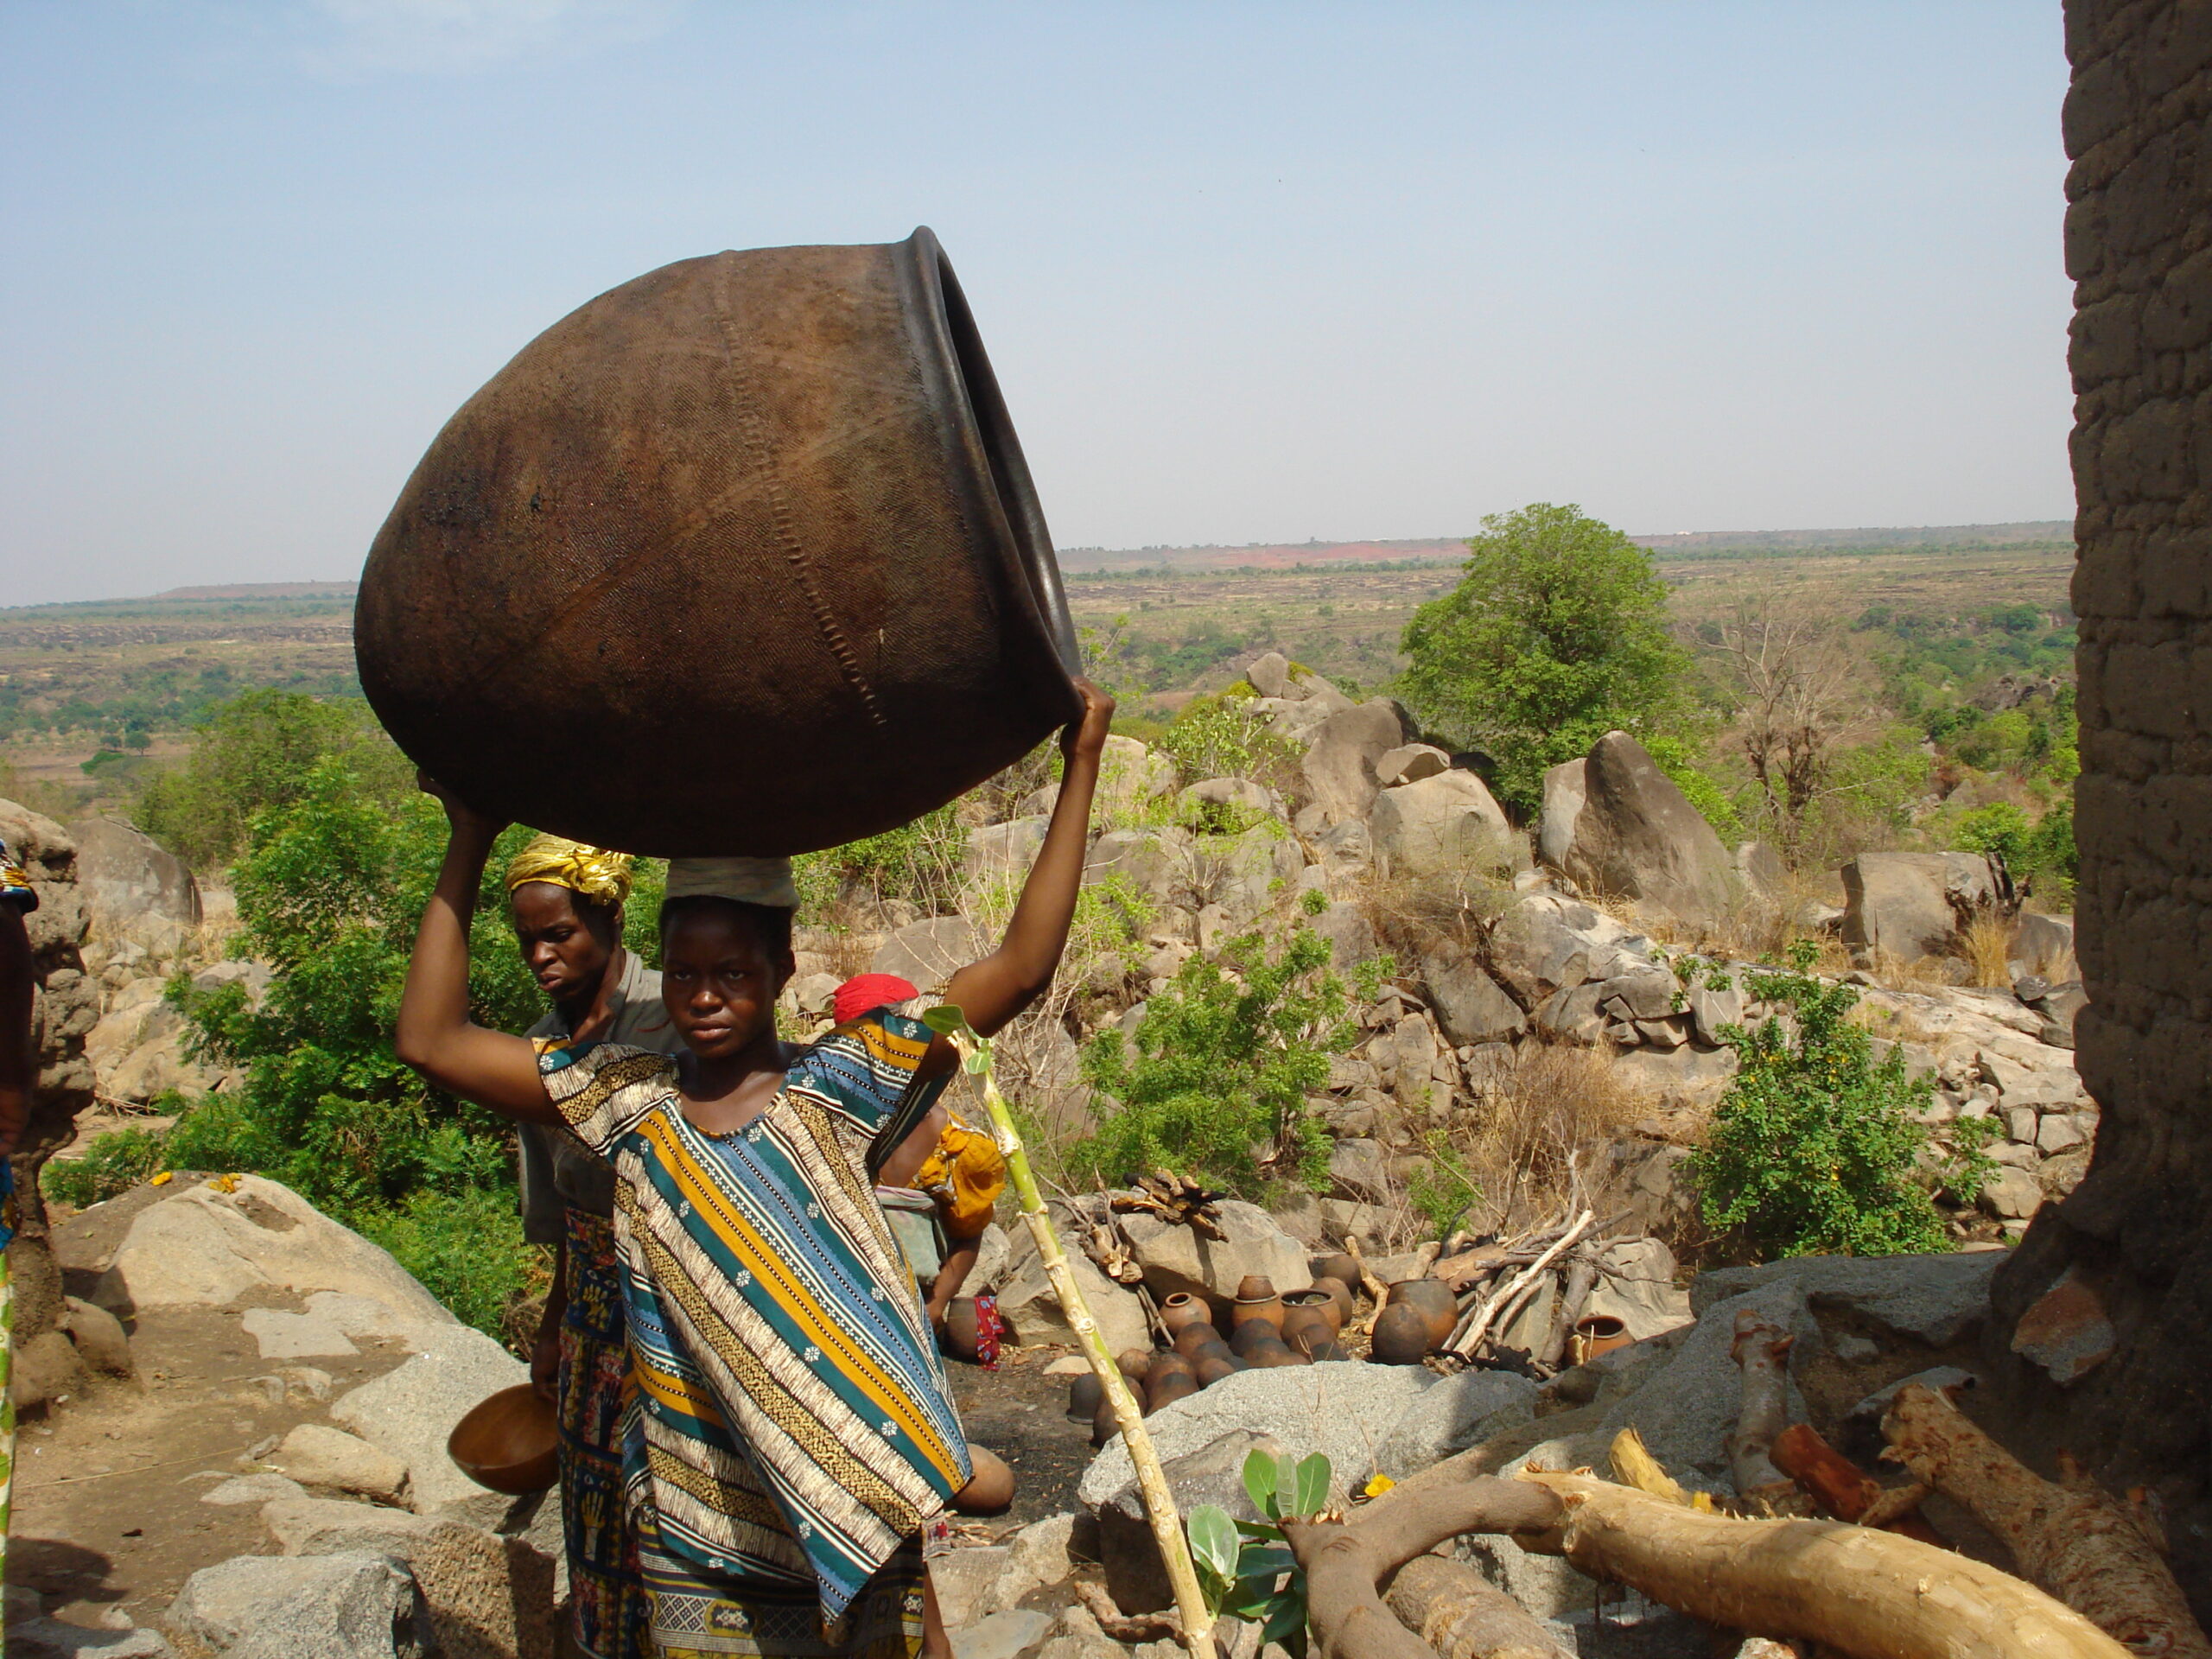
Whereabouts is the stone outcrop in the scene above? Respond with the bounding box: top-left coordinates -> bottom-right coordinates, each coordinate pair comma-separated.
1367,770 -> 1510,879
1839,850 -> 1998,964
1296,702 -> 1408,827
71,816 -> 203,948
0,799 -> 100,1350
1549,733 -> 1735,925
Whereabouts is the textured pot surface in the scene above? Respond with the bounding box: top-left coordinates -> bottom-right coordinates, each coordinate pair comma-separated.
355,227 -> 1080,855
1388,1278 -> 1459,1348
1371,1302 -> 1433,1364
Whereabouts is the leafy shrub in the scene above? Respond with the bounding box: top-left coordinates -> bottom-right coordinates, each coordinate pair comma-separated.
137,690 -> 412,872
1949,799 -> 2076,900
793,804 -> 968,918
356,1186 -> 545,1341
1154,692 -> 1299,791
1688,943 -> 1993,1257
41,1122 -> 170,1208
1405,1131 -> 1482,1238
1077,924 -> 1357,1198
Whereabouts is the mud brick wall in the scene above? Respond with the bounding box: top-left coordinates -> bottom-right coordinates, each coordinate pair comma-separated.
1993,0 -> 2212,1593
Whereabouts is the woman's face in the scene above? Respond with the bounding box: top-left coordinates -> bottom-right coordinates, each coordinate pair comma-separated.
510,882 -> 618,1007
661,906 -> 793,1062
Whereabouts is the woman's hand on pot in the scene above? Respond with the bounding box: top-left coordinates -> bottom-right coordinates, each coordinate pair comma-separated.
417,769 -> 507,842
1060,679 -> 1116,766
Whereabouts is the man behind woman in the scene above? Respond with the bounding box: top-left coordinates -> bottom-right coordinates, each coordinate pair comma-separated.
400,681 -> 1113,1659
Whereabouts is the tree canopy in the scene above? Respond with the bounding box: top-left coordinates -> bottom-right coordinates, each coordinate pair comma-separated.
1396,503 -> 1688,811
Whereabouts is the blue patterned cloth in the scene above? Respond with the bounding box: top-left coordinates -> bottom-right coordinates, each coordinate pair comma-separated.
538,1000 -> 966,1624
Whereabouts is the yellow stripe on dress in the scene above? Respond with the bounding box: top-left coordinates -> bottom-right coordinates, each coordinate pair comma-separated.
636,1114 -> 964,1481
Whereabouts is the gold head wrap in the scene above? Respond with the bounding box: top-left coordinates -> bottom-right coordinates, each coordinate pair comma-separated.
505,833 -> 634,906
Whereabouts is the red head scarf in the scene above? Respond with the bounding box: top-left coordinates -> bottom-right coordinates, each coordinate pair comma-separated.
834,973 -> 920,1027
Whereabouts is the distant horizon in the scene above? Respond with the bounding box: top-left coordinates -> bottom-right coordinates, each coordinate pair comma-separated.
0,518 -> 2077,614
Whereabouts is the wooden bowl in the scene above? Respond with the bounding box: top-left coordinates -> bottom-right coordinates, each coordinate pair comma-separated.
448,1383 -> 559,1495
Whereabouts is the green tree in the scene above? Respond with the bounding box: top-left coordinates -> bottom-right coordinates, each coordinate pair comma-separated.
136,690 -> 412,871
1397,504 -> 1689,811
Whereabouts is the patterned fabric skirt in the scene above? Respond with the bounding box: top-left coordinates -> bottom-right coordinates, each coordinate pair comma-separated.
562,1206 -> 651,1659
634,1506 -> 927,1659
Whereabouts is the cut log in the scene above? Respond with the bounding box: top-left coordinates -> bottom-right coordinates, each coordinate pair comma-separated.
1446,1211 -> 1592,1359
1516,1471 -> 2132,1659
1769,1422 -> 1942,1546
1726,1307 -> 1796,1503
1882,1382 -> 2212,1659
1382,1555 -> 1573,1659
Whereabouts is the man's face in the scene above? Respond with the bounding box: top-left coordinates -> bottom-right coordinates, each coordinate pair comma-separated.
510,882 -> 618,1007
660,906 -> 793,1062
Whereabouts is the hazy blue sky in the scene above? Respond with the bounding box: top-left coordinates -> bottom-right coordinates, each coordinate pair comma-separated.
3,2 -> 2070,606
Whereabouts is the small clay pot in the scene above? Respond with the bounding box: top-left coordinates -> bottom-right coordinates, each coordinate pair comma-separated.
1067,1372 -> 1104,1421
951,1444 -> 1014,1515
1173,1320 -> 1224,1359
1305,1339 -> 1351,1363
1311,1275 -> 1357,1324
1236,1273 -> 1278,1302
1116,1349 -> 1153,1382
1248,1340 -> 1308,1368
1145,1349 -> 1193,1389
1230,1285 -> 1284,1336
1092,1393 -> 1124,1446
1192,1338 -> 1236,1366
1311,1254 -> 1361,1295
1388,1279 -> 1460,1349
1280,1306 -> 1334,1357
1370,1302 -> 1434,1365
941,1299 -> 982,1363
1282,1288 -> 1343,1338
1229,1319 -> 1280,1358
1147,1370 -> 1200,1414
1570,1315 -> 1632,1366
1195,1354 -> 1240,1389
1159,1293 -> 1211,1339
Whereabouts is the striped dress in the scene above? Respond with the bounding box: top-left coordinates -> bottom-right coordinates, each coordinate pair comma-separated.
537,1000 -> 970,1656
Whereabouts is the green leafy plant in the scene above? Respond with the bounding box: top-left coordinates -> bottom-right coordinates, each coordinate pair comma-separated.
1077,924 -> 1357,1198
1154,691 -> 1300,791
1185,1449 -> 1331,1655
41,1121 -> 171,1208
1405,1131 -> 1482,1239
1688,942 -> 1993,1257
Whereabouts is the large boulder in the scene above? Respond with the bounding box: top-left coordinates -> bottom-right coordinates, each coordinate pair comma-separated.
164,1551 -> 432,1658
2013,910 -> 2077,981
964,817 -> 1047,882
1689,1251 -> 2000,1345
331,1324 -> 531,1518
1298,703 -> 1409,827
1367,772 -> 1511,880
1119,1200 -> 1311,1307
70,817 -> 202,947
1840,852 -> 1998,963
1417,942 -> 1528,1047
1370,1369 -> 1536,1479
995,1243 -> 1151,1357
1485,893 -> 1652,1004
94,1176 -> 453,1330
1092,1429 -> 1289,1613
1554,734 -> 1735,925
1536,758 -> 1586,870
1086,826 -> 1196,908
1079,1362 -> 1440,1511
869,915 -> 984,989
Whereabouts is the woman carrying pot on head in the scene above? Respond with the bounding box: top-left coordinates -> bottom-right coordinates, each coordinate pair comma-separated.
395,680 -> 1115,1659
506,835 -> 678,1659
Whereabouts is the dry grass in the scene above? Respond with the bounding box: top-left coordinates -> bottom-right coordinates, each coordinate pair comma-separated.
1446,1040 -> 1652,1231
1960,914 -> 2017,989
1356,864 -> 1512,960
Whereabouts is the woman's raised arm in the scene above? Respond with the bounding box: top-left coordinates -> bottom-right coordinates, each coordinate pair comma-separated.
931,680 -> 1116,1071
394,779 -> 563,1123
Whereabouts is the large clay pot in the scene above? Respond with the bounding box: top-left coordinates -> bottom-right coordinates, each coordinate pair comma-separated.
1310,1276 -> 1357,1325
1229,1319 -> 1280,1359
1144,1351 -> 1193,1394
1091,1394 -> 1123,1447
1173,1320 -> 1224,1360
1195,1353 -> 1240,1389
941,1298 -> 982,1363
1282,1288 -> 1343,1338
1304,1339 -> 1351,1363
1159,1293 -> 1211,1341
1312,1254 -> 1361,1296
1230,1280 -> 1284,1336
950,1445 -> 1014,1515
1388,1279 -> 1460,1350
354,228 -> 1082,856
1116,1349 -> 1153,1382
1247,1339 -> 1308,1369
1280,1306 -> 1334,1357
1067,1372 -> 1103,1422
1147,1370 -> 1200,1414
1370,1302 -> 1433,1365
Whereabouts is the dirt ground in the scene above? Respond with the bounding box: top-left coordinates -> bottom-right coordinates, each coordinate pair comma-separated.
944,1343 -> 1097,1527
5,1185 -> 425,1637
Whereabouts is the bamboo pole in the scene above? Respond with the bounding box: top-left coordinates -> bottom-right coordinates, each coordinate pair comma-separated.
937,1016 -> 1215,1653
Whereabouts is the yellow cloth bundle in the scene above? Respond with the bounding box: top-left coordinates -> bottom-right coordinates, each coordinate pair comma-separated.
505,833 -> 635,906
913,1116 -> 1007,1242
